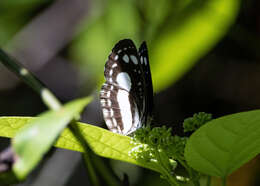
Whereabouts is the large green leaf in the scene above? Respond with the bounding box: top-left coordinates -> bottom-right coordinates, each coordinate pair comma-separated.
151,0 -> 240,92
11,97 -> 92,179
0,117 -> 159,174
184,110 -> 260,178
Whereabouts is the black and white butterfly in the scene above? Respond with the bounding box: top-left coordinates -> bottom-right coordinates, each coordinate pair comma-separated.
100,39 -> 153,135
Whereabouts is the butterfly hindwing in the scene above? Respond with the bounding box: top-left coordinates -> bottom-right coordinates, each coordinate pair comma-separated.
100,39 -> 153,135
100,82 -> 140,134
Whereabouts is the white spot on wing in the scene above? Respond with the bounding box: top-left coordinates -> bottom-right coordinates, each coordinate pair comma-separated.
133,103 -> 141,131
100,90 -> 105,96
140,56 -> 143,64
112,118 -> 117,126
107,100 -> 112,107
130,55 -> 138,65
105,119 -> 113,128
116,72 -> 131,91
103,108 -> 109,117
107,91 -> 111,97
110,109 -> 114,117
144,57 -> 148,65
100,99 -> 106,106
122,54 -> 129,63
117,89 -> 132,135
114,55 -> 119,60
109,70 -> 113,76
112,63 -> 117,68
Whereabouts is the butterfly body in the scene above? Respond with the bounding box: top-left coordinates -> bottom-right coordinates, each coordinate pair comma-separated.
100,39 -> 153,135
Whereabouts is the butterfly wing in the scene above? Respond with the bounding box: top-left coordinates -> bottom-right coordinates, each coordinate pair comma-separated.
100,39 -> 147,135
138,42 -> 154,125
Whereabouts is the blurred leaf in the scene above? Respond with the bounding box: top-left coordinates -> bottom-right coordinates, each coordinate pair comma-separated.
71,0 -> 240,93
70,0 -> 140,90
184,110 -> 260,178
0,0 -> 49,9
0,0 -> 51,45
9,97 -> 92,179
0,117 -> 159,174
150,0 -> 240,92
0,15 -> 29,46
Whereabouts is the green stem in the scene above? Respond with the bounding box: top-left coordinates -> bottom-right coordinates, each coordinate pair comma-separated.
206,176 -> 211,186
178,159 -> 199,186
68,124 -> 100,186
222,177 -> 226,186
0,48 -> 61,110
69,124 -> 120,186
92,156 -> 120,186
83,153 -> 100,186
193,179 -> 200,186
178,159 -> 191,176
155,150 -> 180,186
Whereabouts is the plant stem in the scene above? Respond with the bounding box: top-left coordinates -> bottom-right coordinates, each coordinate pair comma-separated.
83,153 -> 100,186
222,177 -> 227,186
178,159 -> 199,186
92,156 -> 120,186
206,176 -> 211,186
155,150 -> 180,186
0,48 -> 62,110
178,159 -> 192,176
69,124 -> 120,186
68,124 -> 101,186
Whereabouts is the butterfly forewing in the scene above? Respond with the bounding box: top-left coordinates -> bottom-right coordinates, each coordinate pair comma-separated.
138,42 -> 153,125
100,39 -> 153,135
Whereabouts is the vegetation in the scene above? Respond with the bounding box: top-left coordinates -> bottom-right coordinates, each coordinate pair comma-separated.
0,0 -> 259,186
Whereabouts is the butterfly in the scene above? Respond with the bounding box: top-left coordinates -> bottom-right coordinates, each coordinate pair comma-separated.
100,39 -> 153,135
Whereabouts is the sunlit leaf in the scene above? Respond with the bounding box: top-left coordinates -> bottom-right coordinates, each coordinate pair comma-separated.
151,0 -> 240,92
10,97 -> 92,179
55,122 -> 159,172
0,117 -> 159,175
184,110 -> 260,178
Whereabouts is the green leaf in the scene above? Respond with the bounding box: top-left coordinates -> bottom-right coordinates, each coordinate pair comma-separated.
151,0 -> 240,92
0,117 -> 159,175
184,110 -> 260,178
0,1 -> 51,46
55,122 -> 159,172
69,0 -> 140,90
11,97 -> 92,179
